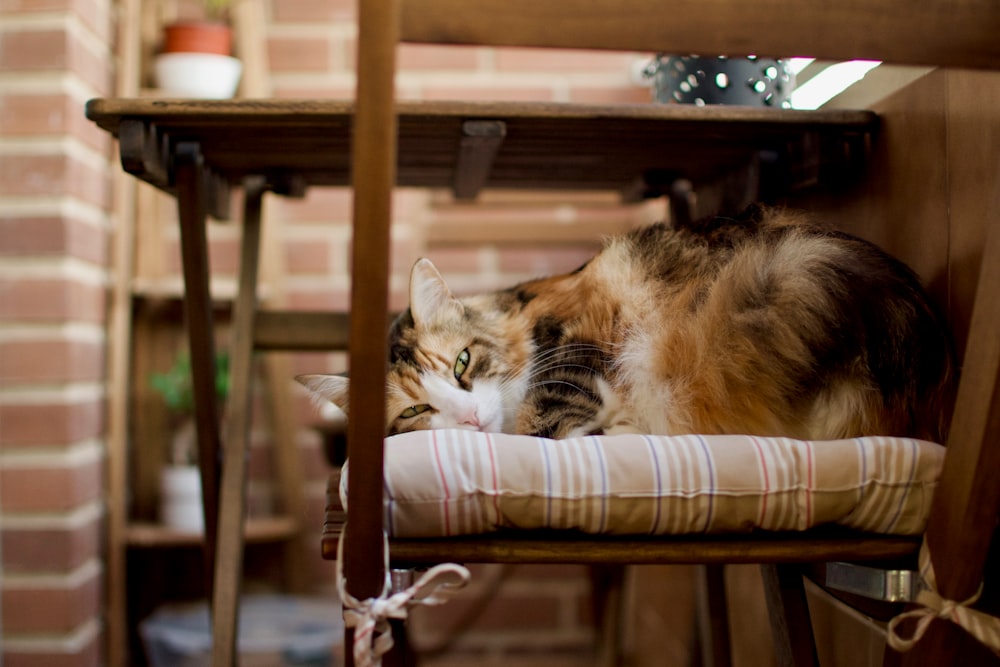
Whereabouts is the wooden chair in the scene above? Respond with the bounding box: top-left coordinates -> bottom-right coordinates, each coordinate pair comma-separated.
330,1 -> 1000,665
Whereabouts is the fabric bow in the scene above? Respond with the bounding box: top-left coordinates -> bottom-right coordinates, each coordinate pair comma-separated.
887,541 -> 1000,655
335,530 -> 471,667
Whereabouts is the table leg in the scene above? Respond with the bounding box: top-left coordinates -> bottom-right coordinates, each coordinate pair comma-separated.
173,142 -> 223,595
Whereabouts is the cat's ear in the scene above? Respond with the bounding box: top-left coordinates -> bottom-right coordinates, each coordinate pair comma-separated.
296,373 -> 350,415
410,258 -> 462,327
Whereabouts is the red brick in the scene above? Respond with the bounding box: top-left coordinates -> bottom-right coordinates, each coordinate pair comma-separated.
67,25 -> 113,95
0,278 -> 106,323
0,216 -> 108,264
0,154 -> 66,196
418,85 -> 556,103
0,30 -> 67,70
569,85 -> 655,104
0,339 -> 105,384
0,399 -> 104,447
290,351 -> 346,377
278,188 -> 353,222
398,44 -> 479,71
286,288 -> 351,312
421,246 -> 486,274
3,634 -> 101,667
0,27 -> 110,93
1,90 -> 113,152
0,153 -> 110,208
164,234 -> 240,275
572,205 -> 646,225
2,566 -> 102,633
0,0 -> 106,14
267,36 -> 332,73
497,246 -> 598,275
1,0 -> 73,12
73,159 -> 111,209
430,203 -> 576,226
494,47 -> 636,73
0,93 -> 72,136
387,286 -> 409,312
285,238 -> 332,274
2,517 -> 101,573
390,235 -> 422,277
75,0 -> 113,46
393,189 -> 431,219
271,0 -> 355,21
273,82 -> 356,99
0,457 -> 102,512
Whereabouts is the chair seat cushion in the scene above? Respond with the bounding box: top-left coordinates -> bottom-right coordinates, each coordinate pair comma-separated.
344,431 -> 944,538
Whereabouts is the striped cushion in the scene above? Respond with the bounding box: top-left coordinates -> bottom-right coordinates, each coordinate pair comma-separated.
346,431 -> 945,538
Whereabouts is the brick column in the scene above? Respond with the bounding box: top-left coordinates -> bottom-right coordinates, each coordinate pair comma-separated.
0,2 -> 115,666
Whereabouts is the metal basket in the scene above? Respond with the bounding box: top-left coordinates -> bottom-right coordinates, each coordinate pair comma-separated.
647,55 -> 795,107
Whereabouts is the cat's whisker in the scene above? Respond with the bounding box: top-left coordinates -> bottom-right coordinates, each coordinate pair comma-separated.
526,362 -> 602,377
525,379 -> 591,395
496,362 -> 601,398
507,345 -> 607,377
504,355 -> 589,379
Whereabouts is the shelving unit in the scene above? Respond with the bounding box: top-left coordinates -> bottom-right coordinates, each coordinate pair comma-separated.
126,517 -> 298,548
102,1 -> 307,664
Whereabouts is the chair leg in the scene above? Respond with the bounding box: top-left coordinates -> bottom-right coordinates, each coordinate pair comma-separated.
591,564 -> 626,667
760,564 -> 819,667
695,565 -> 733,667
382,619 -> 416,667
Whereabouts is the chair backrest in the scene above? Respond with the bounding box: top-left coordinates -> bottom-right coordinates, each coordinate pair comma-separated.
345,0 -> 1000,636
397,0 -> 1000,69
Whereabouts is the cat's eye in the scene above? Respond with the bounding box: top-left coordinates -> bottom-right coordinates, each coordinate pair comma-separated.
399,404 -> 431,419
454,348 -> 470,380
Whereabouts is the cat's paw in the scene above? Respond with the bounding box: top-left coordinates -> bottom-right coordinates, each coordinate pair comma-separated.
602,421 -> 645,436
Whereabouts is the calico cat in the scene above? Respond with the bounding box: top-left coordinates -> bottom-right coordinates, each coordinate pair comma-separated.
299,206 -> 955,442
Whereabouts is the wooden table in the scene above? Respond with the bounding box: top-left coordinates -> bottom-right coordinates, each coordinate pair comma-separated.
85,96 -> 879,662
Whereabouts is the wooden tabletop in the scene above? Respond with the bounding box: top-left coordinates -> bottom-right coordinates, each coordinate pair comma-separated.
85,98 -> 877,201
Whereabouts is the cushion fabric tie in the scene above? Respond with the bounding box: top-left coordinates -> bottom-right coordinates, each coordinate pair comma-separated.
335,528 -> 471,667
887,541 -> 1000,655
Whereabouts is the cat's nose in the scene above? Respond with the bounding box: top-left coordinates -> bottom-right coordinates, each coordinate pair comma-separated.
459,410 -> 481,429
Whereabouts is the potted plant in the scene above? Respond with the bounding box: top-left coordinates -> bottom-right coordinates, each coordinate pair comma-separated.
154,0 -> 243,98
150,350 -> 230,531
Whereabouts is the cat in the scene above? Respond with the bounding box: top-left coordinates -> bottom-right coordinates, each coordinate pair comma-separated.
298,205 -> 955,442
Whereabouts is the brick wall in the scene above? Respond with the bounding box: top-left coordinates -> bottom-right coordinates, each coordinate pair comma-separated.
0,0 -> 115,665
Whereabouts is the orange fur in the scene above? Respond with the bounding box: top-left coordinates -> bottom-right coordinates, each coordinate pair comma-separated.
300,207 -> 955,441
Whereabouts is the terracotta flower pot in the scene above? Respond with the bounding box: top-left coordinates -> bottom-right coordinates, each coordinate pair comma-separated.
156,20 -> 242,98
162,20 -> 233,56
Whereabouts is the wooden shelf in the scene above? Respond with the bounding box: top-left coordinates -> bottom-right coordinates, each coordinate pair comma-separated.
131,276 -> 274,302
126,516 -> 298,548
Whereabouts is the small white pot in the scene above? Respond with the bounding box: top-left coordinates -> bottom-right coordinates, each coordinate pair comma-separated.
154,52 -> 243,99
160,465 -> 204,533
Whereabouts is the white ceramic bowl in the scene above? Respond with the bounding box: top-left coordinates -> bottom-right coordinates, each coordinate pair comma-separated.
154,52 -> 243,99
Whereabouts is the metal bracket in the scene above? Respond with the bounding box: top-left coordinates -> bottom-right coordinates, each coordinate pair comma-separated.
820,562 -> 924,603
